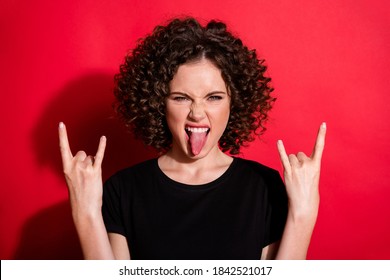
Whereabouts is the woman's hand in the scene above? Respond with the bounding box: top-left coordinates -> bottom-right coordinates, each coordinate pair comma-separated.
273,123 -> 326,259
58,122 -> 107,220
277,123 -> 326,222
58,122 -> 118,259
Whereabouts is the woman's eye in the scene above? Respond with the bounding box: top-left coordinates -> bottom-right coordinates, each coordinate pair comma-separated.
208,95 -> 223,101
173,96 -> 189,102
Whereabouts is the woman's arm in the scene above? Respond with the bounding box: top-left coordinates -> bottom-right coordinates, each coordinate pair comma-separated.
274,210 -> 317,259
261,242 -> 280,260
273,122 -> 327,259
59,122 -> 116,259
73,212 -> 115,259
108,233 -> 131,259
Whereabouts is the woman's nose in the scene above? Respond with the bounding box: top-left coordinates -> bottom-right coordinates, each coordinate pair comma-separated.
188,103 -> 206,121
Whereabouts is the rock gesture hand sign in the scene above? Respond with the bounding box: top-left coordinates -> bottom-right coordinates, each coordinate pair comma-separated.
277,123 -> 327,220
269,123 -> 327,259
58,122 -> 107,220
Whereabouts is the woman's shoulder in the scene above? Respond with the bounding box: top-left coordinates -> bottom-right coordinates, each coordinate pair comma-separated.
233,157 -> 286,198
234,157 -> 280,176
104,158 -> 158,184
233,157 -> 284,188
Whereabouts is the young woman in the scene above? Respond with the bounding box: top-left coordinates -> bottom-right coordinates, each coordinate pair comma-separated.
58,18 -> 326,259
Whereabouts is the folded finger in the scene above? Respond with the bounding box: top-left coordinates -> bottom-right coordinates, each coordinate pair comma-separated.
297,151 -> 308,162
84,155 -> 95,165
288,154 -> 300,167
74,150 -> 87,161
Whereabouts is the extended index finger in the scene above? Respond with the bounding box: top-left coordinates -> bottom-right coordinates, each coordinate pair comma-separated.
58,122 -> 73,167
311,122 -> 327,161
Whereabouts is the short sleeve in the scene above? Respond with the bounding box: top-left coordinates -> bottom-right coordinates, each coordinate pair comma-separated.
102,175 -> 126,236
263,170 -> 288,247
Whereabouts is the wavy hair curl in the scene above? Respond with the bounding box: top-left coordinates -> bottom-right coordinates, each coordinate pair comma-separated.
114,17 -> 275,154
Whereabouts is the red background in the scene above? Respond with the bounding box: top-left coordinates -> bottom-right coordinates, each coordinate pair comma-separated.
1,0 -> 389,259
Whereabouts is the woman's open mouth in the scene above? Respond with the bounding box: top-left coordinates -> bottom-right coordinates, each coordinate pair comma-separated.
185,126 -> 210,155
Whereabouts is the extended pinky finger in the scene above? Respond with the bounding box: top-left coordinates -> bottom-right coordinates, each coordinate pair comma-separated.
93,136 -> 107,168
277,140 -> 291,174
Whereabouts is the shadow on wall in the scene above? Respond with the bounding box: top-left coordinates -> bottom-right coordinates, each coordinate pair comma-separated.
32,72 -> 157,181
15,72 -> 156,259
14,201 -> 83,259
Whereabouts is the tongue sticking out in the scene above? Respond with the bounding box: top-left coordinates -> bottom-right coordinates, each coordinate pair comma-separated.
188,131 -> 208,156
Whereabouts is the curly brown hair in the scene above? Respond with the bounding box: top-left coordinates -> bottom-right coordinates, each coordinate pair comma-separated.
114,17 -> 275,155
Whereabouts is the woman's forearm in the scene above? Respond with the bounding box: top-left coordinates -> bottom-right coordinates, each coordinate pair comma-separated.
73,212 -> 115,260
275,210 -> 317,259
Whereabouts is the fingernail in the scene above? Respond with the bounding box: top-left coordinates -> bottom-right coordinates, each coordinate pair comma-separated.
59,122 -> 64,129
321,122 -> 327,129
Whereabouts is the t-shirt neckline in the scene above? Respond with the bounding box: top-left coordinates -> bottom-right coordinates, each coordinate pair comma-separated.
154,157 -> 238,191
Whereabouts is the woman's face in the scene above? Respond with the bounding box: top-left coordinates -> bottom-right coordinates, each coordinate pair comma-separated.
166,58 -> 230,159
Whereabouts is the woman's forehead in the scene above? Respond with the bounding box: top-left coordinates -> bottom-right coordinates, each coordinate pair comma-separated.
169,59 -> 227,94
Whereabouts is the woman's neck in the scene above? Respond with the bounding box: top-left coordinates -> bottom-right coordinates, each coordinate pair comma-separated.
158,147 -> 233,185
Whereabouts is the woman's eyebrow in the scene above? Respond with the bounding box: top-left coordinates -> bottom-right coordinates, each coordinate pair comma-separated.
169,92 -> 192,99
169,91 -> 227,96
205,91 -> 227,96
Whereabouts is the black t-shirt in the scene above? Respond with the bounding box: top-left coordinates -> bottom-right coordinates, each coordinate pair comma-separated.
102,157 -> 288,260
